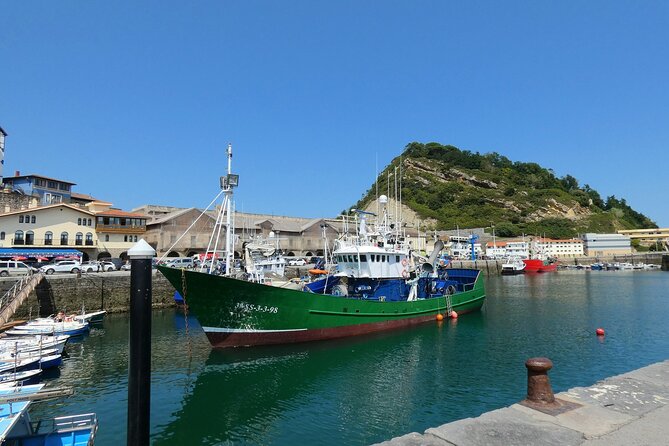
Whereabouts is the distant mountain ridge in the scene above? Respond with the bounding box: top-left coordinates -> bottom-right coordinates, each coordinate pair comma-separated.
353,142 -> 656,239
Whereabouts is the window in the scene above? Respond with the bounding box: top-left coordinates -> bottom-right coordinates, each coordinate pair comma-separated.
48,181 -> 56,188
0,232 -> 4,240
88,218 -> 92,226
31,216 -> 36,224
14,230 -> 24,244
26,231 -> 34,245
134,235 -> 138,242
85,233 -> 93,245
78,218 -> 82,225
105,235 -> 110,242
19,215 -> 24,223
60,232 -> 69,245
75,232 -> 83,246
124,235 -> 128,242
45,231 -> 53,245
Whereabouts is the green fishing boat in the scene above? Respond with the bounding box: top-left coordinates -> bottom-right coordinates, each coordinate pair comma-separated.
159,265 -> 485,348
158,144 -> 485,348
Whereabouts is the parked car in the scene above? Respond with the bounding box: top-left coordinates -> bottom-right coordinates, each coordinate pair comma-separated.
120,262 -> 131,271
99,261 -> 117,272
81,261 -> 101,273
288,258 -> 306,266
39,260 -> 81,275
164,257 -> 194,269
0,261 -> 36,277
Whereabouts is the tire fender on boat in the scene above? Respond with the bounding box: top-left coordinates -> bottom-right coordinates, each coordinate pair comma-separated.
446,285 -> 456,295
402,270 -> 409,279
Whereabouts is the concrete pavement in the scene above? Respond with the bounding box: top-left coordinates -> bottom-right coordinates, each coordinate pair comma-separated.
375,360 -> 669,446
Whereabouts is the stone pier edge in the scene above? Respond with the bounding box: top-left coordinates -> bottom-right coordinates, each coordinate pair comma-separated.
375,359 -> 669,446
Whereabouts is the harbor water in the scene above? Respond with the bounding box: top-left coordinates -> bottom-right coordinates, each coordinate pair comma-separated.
32,270 -> 669,445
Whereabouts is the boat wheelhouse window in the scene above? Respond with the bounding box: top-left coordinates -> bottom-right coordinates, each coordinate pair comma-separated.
359,255 -> 367,262
348,255 -> 353,262
396,256 -> 400,262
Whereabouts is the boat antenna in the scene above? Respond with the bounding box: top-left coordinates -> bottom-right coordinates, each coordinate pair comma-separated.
376,153 -> 379,218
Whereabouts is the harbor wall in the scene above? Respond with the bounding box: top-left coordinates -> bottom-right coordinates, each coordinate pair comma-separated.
0,272 -> 175,318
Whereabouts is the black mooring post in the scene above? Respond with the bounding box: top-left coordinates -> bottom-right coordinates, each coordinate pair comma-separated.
127,240 -> 155,446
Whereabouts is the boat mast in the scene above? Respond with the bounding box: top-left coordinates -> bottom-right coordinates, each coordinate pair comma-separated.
225,143 -> 234,276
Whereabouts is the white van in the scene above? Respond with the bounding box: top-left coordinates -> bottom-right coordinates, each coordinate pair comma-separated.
0,261 -> 35,277
164,257 -> 194,269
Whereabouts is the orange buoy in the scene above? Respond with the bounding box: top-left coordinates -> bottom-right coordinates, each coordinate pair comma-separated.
450,311 -> 458,319
436,313 -> 444,321
596,328 -> 605,336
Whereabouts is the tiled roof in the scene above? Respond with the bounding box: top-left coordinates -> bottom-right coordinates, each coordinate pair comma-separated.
0,203 -> 94,216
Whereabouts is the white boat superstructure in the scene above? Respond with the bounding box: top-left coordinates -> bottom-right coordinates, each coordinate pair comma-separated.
333,195 -> 413,280
243,234 -> 287,281
501,257 -> 526,275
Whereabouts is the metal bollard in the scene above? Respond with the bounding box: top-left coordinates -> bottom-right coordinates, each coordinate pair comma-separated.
524,357 -> 556,405
519,357 -> 583,415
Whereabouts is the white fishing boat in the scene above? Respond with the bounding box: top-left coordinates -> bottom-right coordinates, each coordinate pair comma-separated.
0,369 -> 42,387
0,335 -> 69,355
6,320 -> 89,337
501,257 -> 526,275
73,310 -> 107,324
0,347 -> 60,362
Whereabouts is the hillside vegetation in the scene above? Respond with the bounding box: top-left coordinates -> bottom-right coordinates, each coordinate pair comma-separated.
354,142 -> 656,239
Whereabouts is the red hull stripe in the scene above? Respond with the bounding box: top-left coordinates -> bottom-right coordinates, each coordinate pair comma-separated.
203,309 -> 476,348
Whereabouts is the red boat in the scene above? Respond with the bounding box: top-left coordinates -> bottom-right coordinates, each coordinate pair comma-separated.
522,258 -> 558,273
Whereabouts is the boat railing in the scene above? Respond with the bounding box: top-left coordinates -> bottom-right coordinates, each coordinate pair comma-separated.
31,412 -> 98,435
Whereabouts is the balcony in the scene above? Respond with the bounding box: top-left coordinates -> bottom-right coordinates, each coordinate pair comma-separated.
96,224 -> 146,234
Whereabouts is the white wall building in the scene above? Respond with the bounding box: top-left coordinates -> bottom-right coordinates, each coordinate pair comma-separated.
535,238 -> 585,258
581,233 -> 632,256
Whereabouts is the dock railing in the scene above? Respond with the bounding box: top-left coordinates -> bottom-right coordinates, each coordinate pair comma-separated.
0,271 -> 45,326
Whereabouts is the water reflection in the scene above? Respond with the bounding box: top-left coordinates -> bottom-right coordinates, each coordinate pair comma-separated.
28,272 -> 669,446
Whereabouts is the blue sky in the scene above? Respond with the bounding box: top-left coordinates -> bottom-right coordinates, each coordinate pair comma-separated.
1,1 -> 667,226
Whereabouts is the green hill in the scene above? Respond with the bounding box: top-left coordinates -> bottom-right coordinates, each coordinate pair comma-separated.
353,142 -> 656,239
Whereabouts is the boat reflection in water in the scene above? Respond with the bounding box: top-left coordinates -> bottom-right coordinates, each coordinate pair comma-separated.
151,316 -> 491,446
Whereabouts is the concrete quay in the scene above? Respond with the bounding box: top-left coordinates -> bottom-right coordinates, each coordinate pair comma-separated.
375,360 -> 669,446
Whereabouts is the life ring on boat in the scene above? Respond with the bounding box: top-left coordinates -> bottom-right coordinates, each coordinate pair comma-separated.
402,269 -> 409,279
401,258 -> 408,267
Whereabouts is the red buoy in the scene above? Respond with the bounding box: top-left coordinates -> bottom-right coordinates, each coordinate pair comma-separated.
450,311 -> 458,319
596,328 -> 605,336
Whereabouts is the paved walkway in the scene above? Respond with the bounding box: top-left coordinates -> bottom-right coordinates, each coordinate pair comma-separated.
375,360 -> 669,446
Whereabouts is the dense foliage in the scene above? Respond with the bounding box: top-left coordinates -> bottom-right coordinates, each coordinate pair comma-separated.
353,142 -> 656,237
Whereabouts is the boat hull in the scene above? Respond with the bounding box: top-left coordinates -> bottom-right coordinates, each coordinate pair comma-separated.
158,266 -> 486,348
523,259 -> 558,273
